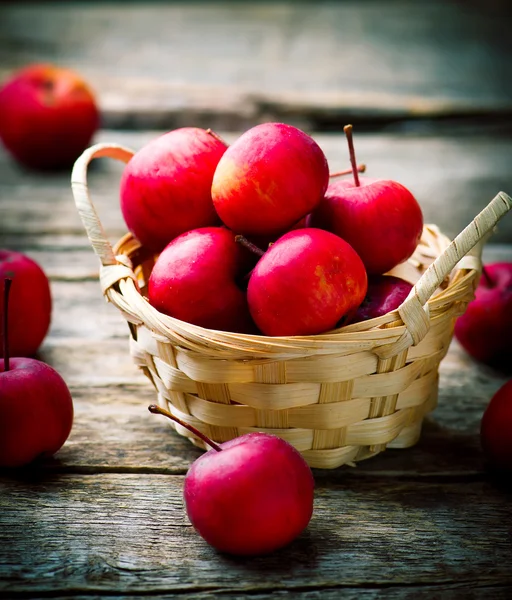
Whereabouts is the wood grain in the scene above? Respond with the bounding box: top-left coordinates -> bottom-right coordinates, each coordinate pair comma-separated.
1,130 -> 512,244
1,1 -> 511,129
1,474 -> 511,596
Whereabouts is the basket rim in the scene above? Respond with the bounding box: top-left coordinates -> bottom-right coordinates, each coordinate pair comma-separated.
101,223 -> 481,360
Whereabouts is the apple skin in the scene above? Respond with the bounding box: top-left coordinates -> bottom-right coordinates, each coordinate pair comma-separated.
0,357 -> 74,468
0,64 -> 99,170
148,227 -> 257,333
120,128 -> 227,253
0,250 -> 52,358
351,275 -> 413,323
184,433 -> 315,555
247,228 -> 368,337
480,379 -> 512,471
454,263 -> 512,372
307,177 -> 424,275
212,123 -> 329,237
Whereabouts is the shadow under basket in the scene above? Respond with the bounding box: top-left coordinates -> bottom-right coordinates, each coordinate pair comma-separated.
71,143 -> 512,469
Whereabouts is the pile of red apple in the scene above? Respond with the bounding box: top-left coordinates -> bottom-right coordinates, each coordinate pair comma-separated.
121,122 -> 424,336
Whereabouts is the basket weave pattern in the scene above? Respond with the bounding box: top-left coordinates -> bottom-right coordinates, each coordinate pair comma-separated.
72,144 -> 512,469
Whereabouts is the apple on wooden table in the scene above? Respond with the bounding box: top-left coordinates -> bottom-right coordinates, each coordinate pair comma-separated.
0,63 -> 99,170
454,263 -> 512,372
149,404 -> 315,556
0,249 -> 52,358
0,278 -> 74,468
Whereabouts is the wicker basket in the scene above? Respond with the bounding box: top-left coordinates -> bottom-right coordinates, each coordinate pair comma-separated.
71,143 -> 512,469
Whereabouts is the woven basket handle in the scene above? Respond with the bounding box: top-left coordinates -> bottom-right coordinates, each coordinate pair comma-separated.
379,191 -> 512,358
71,143 -> 135,267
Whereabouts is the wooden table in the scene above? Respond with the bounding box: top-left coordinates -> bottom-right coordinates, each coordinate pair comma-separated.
1,2 -> 512,598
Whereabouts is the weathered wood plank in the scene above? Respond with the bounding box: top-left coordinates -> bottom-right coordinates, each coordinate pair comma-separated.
0,1 -> 511,128
2,130 -> 512,244
1,475 -> 511,595
36,588 -> 512,600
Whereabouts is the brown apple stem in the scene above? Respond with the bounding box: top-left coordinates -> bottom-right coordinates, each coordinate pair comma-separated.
148,404 -> 223,452
343,124 -> 360,187
235,235 -> 265,257
329,163 -> 366,178
481,266 -> 494,287
3,278 -> 12,372
205,128 -> 229,147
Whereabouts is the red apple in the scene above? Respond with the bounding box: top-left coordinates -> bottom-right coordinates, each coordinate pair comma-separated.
120,128 -> 227,253
0,63 -> 99,170
148,227 -> 256,333
308,125 -> 424,275
0,249 -> 51,357
351,275 -> 413,323
247,228 -> 368,336
480,379 -> 512,471
0,278 -> 73,468
149,404 -> 314,556
454,263 -> 512,372
212,123 -> 329,237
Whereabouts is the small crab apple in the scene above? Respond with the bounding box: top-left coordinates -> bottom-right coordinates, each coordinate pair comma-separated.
120,128 -> 227,253
212,122 -> 329,237
0,249 -> 52,358
0,278 -> 73,468
0,63 -> 99,170
149,404 -> 315,556
308,125 -> 423,275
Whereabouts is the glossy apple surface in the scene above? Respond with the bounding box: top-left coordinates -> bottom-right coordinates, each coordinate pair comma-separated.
148,227 -> 256,333
247,228 -> 367,336
454,263 -> 512,371
480,379 -> 512,471
212,123 -> 329,237
184,433 -> 315,555
0,357 -> 74,468
308,177 -> 424,275
120,128 -> 227,252
0,64 -> 99,170
0,250 -> 52,357
351,275 -> 413,323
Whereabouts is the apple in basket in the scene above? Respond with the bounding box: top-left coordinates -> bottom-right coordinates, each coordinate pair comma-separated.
120,127 -> 228,253
308,125 -> 424,275
212,122 -> 330,238
0,63 -> 99,170
350,275 -> 413,323
149,404 -> 314,555
0,249 -> 52,358
0,279 -> 74,468
246,228 -> 368,336
148,227 -> 257,333
454,263 -> 512,372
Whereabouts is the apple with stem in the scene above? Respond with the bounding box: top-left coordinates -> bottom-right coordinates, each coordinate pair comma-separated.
454,263 -> 512,372
0,63 -> 99,170
120,127 -> 228,253
246,228 -> 367,336
0,249 -> 52,358
308,124 -> 424,275
212,122 -> 329,237
148,403 -> 315,555
148,227 -> 257,333
0,278 -> 74,468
